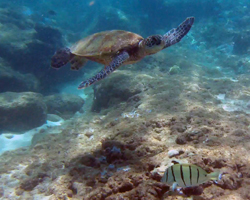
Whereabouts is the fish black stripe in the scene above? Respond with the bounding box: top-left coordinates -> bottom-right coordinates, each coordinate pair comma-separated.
189,166 -> 192,185
180,165 -> 186,186
171,166 -> 176,182
197,168 -> 200,184
166,168 -> 169,182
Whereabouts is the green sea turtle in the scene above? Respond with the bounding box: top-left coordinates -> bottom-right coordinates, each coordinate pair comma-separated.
51,17 -> 194,89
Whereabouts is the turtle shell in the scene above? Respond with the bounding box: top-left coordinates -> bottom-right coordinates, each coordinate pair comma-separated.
70,30 -> 143,57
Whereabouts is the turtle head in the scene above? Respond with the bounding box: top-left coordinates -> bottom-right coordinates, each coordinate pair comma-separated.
140,35 -> 165,55
51,47 -> 73,69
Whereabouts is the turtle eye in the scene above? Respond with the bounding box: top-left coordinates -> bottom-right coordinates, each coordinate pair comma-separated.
152,36 -> 162,45
145,35 -> 162,47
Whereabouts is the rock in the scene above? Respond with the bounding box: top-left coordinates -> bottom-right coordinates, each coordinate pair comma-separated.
19,178 -> 39,191
205,137 -> 222,147
232,129 -> 246,136
0,8 -> 62,75
0,92 -> 47,132
0,6 -> 33,29
175,135 -> 187,145
84,172 -> 169,200
0,7 -> 79,93
0,62 -> 39,93
77,154 -> 100,168
0,187 -> 3,197
168,149 -> 180,158
91,71 -> 144,112
0,8 -> 35,71
102,140 -> 125,163
34,23 -> 62,45
47,114 -> 64,123
182,186 -> 203,196
2,133 -> 14,139
168,65 -> 181,75
44,94 -> 84,118
218,174 -> 242,190
48,175 -> 73,199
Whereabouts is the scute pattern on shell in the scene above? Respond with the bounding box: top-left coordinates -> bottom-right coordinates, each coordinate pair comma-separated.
70,30 -> 143,57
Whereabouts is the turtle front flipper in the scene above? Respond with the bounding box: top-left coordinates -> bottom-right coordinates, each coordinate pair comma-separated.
78,51 -> 129,89
70,56 -> 88,71
163,17 -> 194,49
51,47 -> 73,69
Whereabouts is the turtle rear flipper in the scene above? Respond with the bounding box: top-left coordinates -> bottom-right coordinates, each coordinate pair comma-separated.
51,47 -> 73,69
78,51 -> 129,89
70,56 -> 88,70
163,17 -> 194,48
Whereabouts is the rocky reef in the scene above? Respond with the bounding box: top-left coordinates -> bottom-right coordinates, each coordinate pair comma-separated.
0,60 -> 39,93
1,55 -> 250,199
0,92 -> 47,132
0,4 -> 84,94
0,92 -> 84,132
44,94 -> 85,119
2,0 -> 250,200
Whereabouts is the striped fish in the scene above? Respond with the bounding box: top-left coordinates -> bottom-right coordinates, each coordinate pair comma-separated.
161,164 -> 221,190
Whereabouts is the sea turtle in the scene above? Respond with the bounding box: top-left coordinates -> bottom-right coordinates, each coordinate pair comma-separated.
51,17 -> 194,89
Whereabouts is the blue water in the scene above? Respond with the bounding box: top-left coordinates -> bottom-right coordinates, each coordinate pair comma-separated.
1,0 -> 250,199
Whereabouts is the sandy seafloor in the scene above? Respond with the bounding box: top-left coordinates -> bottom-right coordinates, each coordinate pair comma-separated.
1,47 -> 250,200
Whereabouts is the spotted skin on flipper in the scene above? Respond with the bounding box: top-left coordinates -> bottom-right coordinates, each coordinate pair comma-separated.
78,51 -> 129,89
163,17 -> 194,48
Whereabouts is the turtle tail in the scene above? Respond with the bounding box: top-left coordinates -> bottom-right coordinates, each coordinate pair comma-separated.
163,17 -> 194,49
51,47 -> 73,69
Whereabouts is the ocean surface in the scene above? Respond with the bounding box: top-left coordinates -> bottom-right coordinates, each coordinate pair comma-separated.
0,0 -> 250,199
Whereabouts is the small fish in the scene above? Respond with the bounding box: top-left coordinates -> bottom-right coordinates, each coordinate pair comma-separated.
89,1 -> 95,6
48,10 -> 57,16
161,164 -> 221,191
